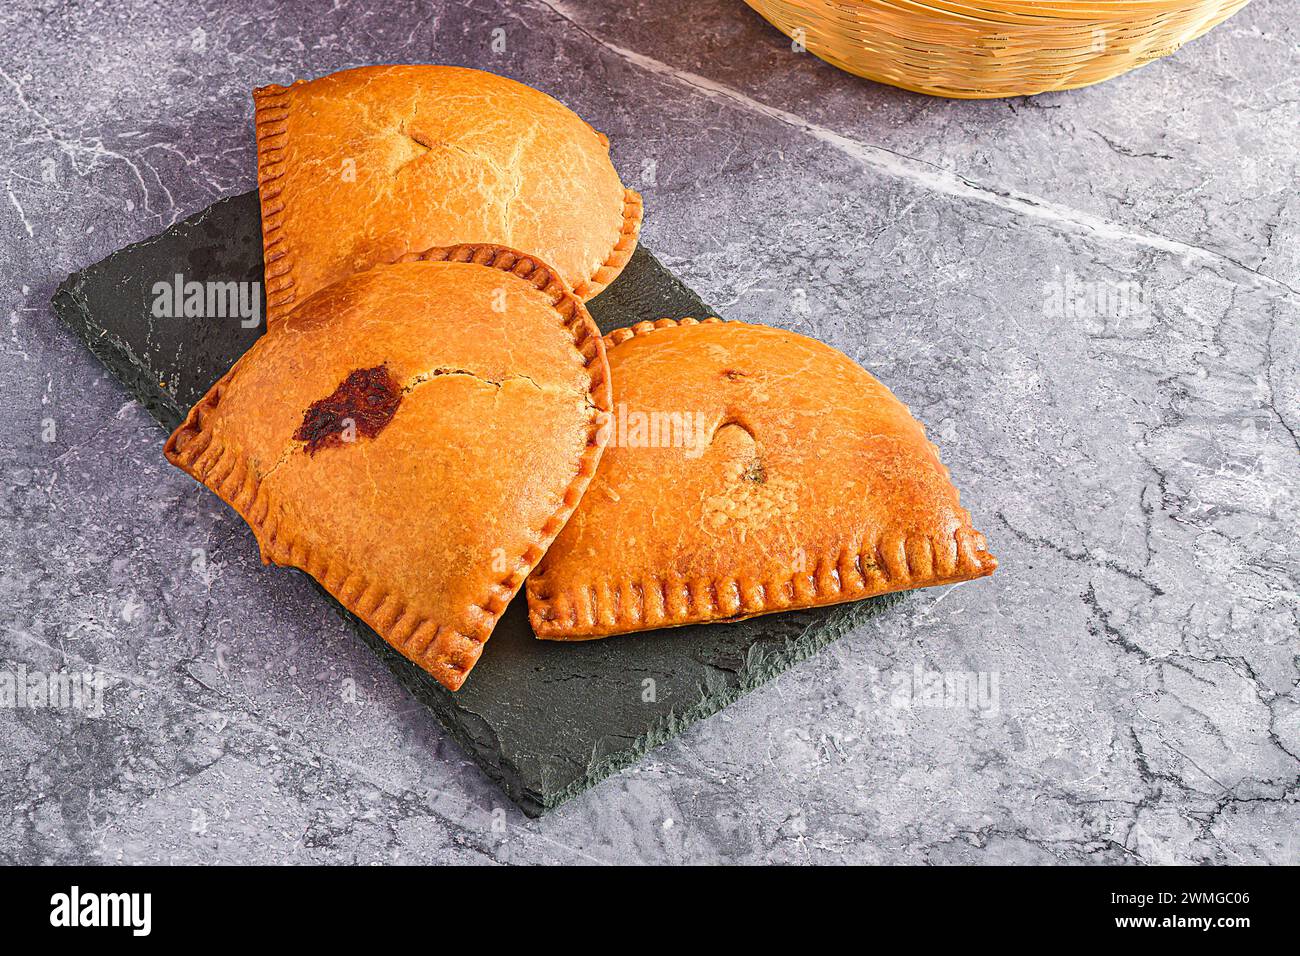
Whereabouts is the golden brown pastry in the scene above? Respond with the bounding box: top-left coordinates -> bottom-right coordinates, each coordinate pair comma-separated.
527,318 -> 996,639
254,64 -> 641,322
165,245 -> 612,690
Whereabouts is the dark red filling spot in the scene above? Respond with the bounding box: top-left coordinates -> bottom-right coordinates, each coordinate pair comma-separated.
294,365 -> 402,455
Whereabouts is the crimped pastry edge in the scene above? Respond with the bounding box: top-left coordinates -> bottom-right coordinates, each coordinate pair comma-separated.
252,81 -> 301,324
571,187 -> 643,301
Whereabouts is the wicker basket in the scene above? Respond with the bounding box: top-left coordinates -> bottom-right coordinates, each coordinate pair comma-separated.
743,0 -> 1252,98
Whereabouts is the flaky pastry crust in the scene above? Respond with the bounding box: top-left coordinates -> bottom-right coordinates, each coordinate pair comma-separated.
526,318 -> 996,639
166,244 -> 612,689
254,64 -> 641,322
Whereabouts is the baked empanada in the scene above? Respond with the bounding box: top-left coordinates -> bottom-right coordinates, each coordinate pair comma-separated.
166,245 -> 612,689
254,64 -> 641,322
527,318 -> 996,638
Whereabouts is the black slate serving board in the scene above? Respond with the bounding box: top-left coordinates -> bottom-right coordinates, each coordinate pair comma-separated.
53,192 -> 901,816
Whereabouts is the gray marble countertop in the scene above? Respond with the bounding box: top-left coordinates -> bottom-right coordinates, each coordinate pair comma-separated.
2,0 -> 1296,864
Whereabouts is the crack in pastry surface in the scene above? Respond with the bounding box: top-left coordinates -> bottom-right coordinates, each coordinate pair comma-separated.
286,362 -> 582,460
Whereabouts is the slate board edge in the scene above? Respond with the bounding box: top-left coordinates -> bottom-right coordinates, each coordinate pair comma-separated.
317,587 -> 549,816
53,277 -> 186,432
539,591 -> 906,815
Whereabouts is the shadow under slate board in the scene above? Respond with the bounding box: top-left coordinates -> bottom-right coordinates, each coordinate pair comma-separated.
52,190 -> 903,817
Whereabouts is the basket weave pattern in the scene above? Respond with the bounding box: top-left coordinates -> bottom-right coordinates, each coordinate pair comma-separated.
744,0 -> 1252,98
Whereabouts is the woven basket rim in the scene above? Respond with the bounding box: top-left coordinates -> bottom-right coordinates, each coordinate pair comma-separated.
819,0 -> 1239,25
